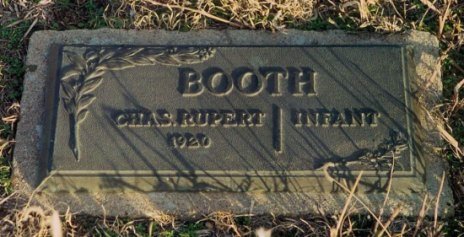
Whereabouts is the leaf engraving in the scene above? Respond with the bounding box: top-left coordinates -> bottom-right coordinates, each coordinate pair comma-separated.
77,95 -> 96,111
60,46 -> 216,161
60,69 -> 81,81
80,77 -> 103,95
62,98 -> 74,113
61,82 -> 76,101
64,51 -> 85,70
77,109 -> 89,123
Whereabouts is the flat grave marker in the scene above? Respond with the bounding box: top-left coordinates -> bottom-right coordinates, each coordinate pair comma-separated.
14,30 -> 453,216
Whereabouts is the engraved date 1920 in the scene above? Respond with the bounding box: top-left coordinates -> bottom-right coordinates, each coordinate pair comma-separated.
168,133 -> 211,149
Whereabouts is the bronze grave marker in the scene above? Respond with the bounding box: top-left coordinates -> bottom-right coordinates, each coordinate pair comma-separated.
46,45 -> 413,192
14,30 -> 452,216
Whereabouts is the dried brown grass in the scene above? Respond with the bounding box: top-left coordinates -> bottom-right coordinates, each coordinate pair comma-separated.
0,0 -> 463,236
120,0 -> 314,30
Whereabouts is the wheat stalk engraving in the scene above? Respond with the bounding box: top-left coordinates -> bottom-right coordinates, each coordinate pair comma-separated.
60,46 -> 216,161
